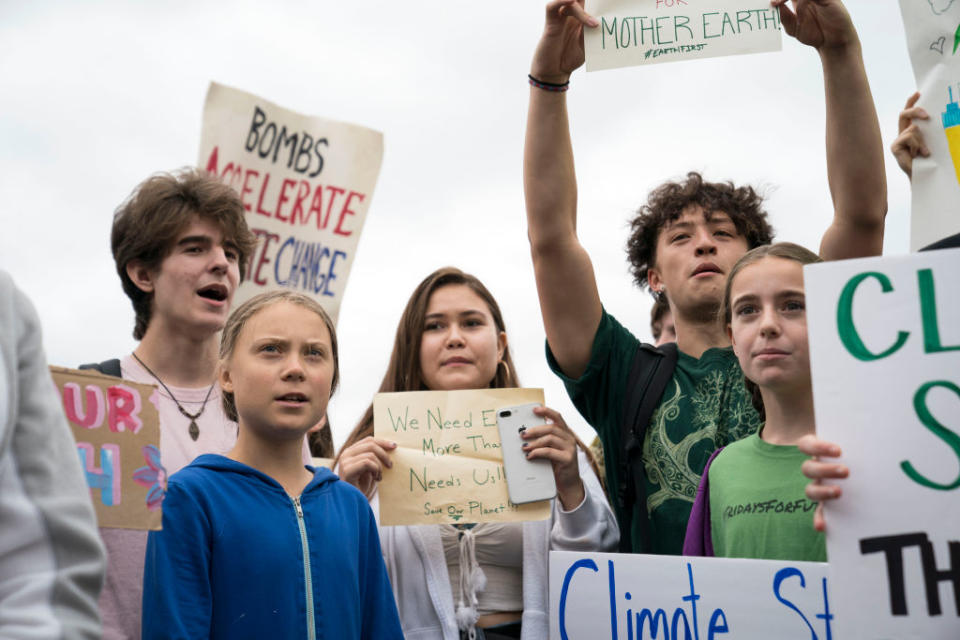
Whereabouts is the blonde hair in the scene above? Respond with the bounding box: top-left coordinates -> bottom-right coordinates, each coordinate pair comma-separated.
219,291 -> 339,422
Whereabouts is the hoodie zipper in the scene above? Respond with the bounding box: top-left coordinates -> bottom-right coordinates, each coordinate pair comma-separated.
292,496 -> 316,640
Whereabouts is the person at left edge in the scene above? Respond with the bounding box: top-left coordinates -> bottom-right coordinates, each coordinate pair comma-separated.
0,270 -> 105,639
142,291 -> 402,639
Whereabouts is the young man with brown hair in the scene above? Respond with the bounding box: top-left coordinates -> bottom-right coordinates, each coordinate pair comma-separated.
86,168 -> 256,639
524,0 -> 887,554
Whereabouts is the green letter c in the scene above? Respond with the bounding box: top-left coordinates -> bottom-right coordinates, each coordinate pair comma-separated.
837,272 -> 909,362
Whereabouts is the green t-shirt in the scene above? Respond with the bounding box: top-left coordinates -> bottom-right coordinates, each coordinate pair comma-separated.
547,309 -> 761,554
708,432 -> 826,562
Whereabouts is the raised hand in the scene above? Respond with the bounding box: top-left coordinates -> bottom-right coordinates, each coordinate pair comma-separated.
797,434 -> 849,532
521,406 -> 585,510
337,436 -> 397,499
891,92 -> 931,179
530,0 -> 599,84
772,0 -> 857,52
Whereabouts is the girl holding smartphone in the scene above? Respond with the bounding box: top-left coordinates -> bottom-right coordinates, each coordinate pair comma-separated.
337,267 -> 617,640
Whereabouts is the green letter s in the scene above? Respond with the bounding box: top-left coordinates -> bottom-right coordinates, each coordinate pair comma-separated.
901,380 -> 960,491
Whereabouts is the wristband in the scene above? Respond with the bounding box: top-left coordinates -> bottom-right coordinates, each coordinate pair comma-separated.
528,74 -> 570,92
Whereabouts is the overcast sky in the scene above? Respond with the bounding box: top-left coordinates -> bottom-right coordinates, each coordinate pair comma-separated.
0,1 -> 917,446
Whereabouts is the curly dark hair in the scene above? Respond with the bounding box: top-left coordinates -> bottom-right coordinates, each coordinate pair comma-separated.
626,172 -> 774,290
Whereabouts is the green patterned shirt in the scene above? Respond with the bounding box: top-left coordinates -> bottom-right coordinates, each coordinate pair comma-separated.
548,309 -> 761,554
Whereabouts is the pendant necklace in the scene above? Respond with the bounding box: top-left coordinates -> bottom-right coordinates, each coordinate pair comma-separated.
131,352 -> 215,441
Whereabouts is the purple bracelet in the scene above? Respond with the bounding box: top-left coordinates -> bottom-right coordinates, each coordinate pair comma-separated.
528,74 -> 570,92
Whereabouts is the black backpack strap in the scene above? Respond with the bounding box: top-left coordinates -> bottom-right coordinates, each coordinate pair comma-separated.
78,358 -> 122,378
618,341 -> 678,553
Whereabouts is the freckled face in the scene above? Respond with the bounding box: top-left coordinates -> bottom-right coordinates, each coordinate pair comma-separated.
728,257 -> 810,392
418,285 -> 507,392
220,302 -> 335,441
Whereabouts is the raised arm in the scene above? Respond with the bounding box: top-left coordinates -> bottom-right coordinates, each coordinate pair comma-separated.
524,0 -> 602,378
775,0 -> 887,260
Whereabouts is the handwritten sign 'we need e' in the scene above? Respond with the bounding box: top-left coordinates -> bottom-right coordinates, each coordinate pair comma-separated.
806,249 -> 960,639
585,0 -> 782,71
550,551 -> 832,639
198,82 -> 384,322
50,367 -> 162,530
374,388 -> 551,526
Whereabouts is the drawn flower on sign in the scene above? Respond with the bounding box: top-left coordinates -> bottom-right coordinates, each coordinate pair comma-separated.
132,445 -> 166,511
928,0 -> 957,15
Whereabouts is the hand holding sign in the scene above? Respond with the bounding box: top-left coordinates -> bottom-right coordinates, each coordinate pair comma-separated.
521,406 -> 585,510
796,434 -> 847,532
530,0 -> 599,84
337,436 -> 397,498
892,92 -> 932,179
773,0 -> 857,51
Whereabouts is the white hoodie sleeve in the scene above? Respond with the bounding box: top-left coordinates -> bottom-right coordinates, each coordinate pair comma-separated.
0,271 -> 105,639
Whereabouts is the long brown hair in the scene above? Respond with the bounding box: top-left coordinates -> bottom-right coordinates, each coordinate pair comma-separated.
338,268 -> 519,454
337,267 -> 600,482
720,242 -> 821,421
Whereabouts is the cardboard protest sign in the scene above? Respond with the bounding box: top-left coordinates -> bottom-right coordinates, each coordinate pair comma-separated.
550,551 -> 832,638
50,367 -> 162,530
584,0 -> 782,71
198,82 -> 384,322
898,1 -> 960,249
374,388 -> 552,526
806,249 -> 960,639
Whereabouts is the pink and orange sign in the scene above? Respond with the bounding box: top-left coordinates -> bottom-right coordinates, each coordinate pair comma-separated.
50,366 -> 163,530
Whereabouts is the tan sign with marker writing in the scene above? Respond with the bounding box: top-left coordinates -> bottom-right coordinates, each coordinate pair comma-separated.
50,366 -> 162,530
374,388 -> 552,526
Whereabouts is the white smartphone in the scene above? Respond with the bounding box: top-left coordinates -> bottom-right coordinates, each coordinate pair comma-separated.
496,403 -> 557,504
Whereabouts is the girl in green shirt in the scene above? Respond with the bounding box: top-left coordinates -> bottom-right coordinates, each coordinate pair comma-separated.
683,242 -> 827,561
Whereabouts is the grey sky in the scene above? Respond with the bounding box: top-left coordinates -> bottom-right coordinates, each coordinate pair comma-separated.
0,1 -> 916,446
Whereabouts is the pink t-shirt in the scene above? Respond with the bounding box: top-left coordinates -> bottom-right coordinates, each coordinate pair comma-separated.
98,355 -> 238,640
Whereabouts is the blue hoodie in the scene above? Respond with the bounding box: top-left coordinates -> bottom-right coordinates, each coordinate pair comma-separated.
142,455 -> 402,639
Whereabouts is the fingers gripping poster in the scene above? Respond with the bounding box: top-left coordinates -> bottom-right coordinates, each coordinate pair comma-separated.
899,1 -> 960,249
374,389 -> 552,526
198,82 -> 384,321
51,367 -> 162,530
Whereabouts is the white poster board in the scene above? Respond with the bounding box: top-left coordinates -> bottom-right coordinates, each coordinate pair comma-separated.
550,551 -> 832,639
806,249 -> 960,639
198,82 -> 384,321
584,0 -> 782,71
898,1 -> 960,249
